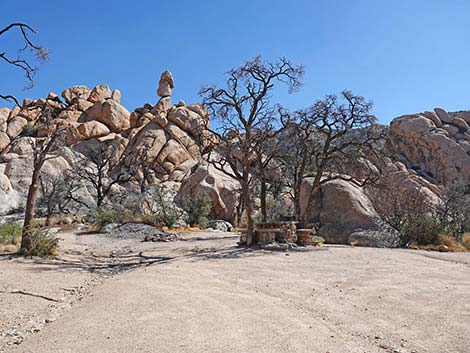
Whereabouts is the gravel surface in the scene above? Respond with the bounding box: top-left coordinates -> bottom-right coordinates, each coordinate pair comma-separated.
1,228 -> 469,353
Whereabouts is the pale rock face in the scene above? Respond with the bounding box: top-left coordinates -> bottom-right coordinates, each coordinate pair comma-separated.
6,116 -> 28,139
300,178 -> 400,247
76,98 -> 94,112
88,84 -> 112,103
0,132 -> 10,150
151,97 -> 172,116
61,86 -> 90,105
0,108 -> 10,125
111,89 -> 121,103
388,108 -> 470,186
177,162 -> 241,222
157,71 -> 175,97
99,100 -> 131,132
77,121 -> 111,139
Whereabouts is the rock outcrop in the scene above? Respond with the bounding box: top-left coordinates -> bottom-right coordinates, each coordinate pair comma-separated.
387,108 -> 470,187
122,72 -> 210,182
0,71 -> 210,211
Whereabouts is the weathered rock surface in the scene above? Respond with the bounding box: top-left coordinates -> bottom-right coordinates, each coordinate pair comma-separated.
157,71 -> 174,98
99,100 -> 131,132
387,108 -> 470,187
300,178 -> 400,247
177,162 -> 240,223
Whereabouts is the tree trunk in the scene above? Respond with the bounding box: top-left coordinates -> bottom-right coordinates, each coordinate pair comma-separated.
293,182 -> 302,223
242,167 -> 255,246
301,175 -> 322,227
260,180 -> 267,223
21,167 -> 41,251
97,188 -> 103,207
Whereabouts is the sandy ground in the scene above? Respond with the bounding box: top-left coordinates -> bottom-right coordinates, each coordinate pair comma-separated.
1,228 -> 469,353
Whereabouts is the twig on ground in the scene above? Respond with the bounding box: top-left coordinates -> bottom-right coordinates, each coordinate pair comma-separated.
0,289 -> 64,302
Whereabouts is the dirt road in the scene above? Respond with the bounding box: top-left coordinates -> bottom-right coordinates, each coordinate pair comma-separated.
2,230 -> 469,353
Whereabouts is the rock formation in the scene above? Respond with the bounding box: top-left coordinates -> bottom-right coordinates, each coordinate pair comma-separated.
387,108 -> 470,187
1,71 -> 468,248
0,71 -> 210,212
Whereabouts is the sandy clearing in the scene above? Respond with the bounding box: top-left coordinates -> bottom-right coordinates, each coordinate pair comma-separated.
2,230 -> 470,353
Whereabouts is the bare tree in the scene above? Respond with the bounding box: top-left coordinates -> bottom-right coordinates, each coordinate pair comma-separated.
199,56 -> 304,245
21,107 -> 66,251
280,91 -> 384,225
72,143 -> 133,207
252,129 -> 284,223
0,23 -> 48,104
38,171 -> 88,225
436,183 -> 470,238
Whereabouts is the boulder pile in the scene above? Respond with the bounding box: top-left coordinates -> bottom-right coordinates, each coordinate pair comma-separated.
387,108 -> 470,187
1,73 -> 469,248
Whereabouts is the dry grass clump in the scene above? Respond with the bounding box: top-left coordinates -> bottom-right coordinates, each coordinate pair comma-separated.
409,234 -> 468,252
0,222 -> 22,252
0,244 -> 18,253
21,229 -> 59,257
462,233 -> 470,250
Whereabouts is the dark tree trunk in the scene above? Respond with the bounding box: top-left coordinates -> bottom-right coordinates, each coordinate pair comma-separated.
301,175 -> 322,227
21,167 -> 41,251
293,181 -> 302,222
242,166 -> 255,246
260,180 -> 267,223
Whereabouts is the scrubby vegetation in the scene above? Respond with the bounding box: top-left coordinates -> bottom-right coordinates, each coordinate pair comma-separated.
0,222 -> 22,249
182,193 -> 212,228
20,228 -> 59,257
0,221 -> 58,256
369,181 -> 470,251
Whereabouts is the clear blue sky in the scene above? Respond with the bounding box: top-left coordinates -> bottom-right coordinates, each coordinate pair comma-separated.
1,0 -> 469,124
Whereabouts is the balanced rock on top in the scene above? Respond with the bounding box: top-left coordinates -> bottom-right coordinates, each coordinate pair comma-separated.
157,71 -> 175,98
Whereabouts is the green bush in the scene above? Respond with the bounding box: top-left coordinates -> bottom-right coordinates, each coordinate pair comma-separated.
400,217 -> 441,246
87,206 -> 124,227
312,236 -> 325,245
21,124 -> 39,137
182,193 -> 212,228
159,208 -> 178,228
0,222 -> 22,246
21,229 -> 59,257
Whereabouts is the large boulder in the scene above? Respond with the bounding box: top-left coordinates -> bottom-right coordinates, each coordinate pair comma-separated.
300,178 -> 400,248
77,121 -> 111,139
6,116 -> 28,139
177,163 -> 240,223
88,84 -> 112,103
61,86 -> 90,105
99,100 -> 131,132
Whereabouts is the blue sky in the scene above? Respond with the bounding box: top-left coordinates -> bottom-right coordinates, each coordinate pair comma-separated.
1,0 -> 469,124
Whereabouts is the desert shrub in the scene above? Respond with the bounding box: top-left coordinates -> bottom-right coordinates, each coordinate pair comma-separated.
312,236 -> 325,245
182,193 -> 212,228
21,228 -> 59,257
159,207 -> 179,228
368,182 -> 441,246
21,124 -> 39,137
86,206 -> 124,227
435,184 -> 470,240
114,185 -> 182,228
399,217 -> 441,246
0,222 -> 22,246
